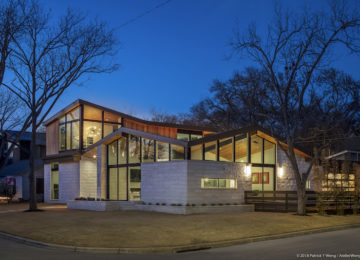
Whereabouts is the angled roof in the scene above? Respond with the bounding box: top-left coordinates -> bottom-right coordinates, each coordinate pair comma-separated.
0,159 -> 43,177
84,126 -> 188,153
43,99 -> 218,132
188,125 -> 311,159
334,137 -> 360,152
5,130 -> 46,146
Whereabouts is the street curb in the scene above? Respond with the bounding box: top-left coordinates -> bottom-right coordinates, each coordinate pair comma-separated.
1,224 -> 360,254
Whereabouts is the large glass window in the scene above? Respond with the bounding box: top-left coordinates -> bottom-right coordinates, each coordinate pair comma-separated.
66,123 -> 71,150
190,134 -> 202,140
118,167 -> 127,200
108,141 -> 117,165
129,135 -> 140,163
322,171 -> 356,192
251,166 -> 274,191
104,123 -> 120,137
191,144 -> 203,160
264,140 -> 276,164
109,167 -> 127,200
66,107 -> 80,121
201,178 -> 237,189
156,141 -> 169,162
59,107 -> 80,151
72,121 -> 80,149
251,135 -> 263,163
235,134 -> 248,162
128,166 -> 141,201
142,138 -> 155,162
50,163 -> 59,200
59,115 -> 66,124
171,144 -> 185,160
83,121 -> 102,148
177,131 -> 203,141
205,141 -> 217,161
59,125 -> 66,151
219,138 -> 233,162
177,133 -> 189,141
109,168 -> 117,200
118,136 -> 127,164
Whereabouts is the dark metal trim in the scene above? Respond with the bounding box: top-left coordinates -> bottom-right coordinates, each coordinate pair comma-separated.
248,132 -> 251,163
79,104 -> 84,151
101,111 -> 105,139
106,142 -> 110,199
169,143 -> 172,161
177,129 -> 203,135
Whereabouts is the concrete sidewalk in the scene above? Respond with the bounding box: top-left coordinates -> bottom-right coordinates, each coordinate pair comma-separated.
0,204 -> 66,214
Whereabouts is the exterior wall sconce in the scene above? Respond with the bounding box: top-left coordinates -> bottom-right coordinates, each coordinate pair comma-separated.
278,164 -> 284,178
245,164 -> 252,177
92,155 -> 97,159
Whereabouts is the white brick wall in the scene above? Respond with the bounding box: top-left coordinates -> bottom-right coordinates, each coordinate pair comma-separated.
141,160 -> 251,205
44,162 -> 80,204
276,149 -> 311,191
187,161 -> 250,204
80,157 -> 97,198
141,161 -> 188,205
59,162 -> 80,203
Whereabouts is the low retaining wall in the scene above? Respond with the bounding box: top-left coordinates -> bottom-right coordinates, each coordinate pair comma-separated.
67,200 -> 254,214
136,204 -> 254,214
67,200 -> 124,211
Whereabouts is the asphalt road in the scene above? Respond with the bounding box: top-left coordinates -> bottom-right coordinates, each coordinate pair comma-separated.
1,227 -> 360,260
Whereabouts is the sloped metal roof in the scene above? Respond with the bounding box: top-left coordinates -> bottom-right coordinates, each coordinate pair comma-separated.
0,159 -> 43,177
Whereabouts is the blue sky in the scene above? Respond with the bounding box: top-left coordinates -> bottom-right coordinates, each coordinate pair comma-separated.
44,0 -> 360,119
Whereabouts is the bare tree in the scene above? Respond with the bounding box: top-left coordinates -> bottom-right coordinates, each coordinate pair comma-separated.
190,68 -> 270,130
150,108 -> 184,124
2,0 -> 119,211
0,89 -> 24,167
0,0 -> 32,170
230,1 -> 360,215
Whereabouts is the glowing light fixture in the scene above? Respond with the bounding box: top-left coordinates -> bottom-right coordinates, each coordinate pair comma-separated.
245,164 -> 252,177
93,155 -> 97,159
278,165 -> 284,178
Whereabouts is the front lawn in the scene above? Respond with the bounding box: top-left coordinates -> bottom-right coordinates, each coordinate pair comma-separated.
0,207 -> 359,248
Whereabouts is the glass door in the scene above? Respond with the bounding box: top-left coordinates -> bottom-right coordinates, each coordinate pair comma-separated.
251,166 -> 275,191
118,167 -> 127,200
128,166 -> 141,201
108,167 -> 128,200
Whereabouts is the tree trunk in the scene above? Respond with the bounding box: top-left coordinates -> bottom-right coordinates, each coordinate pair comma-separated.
297,185 -> 307,215
28,113 -> 37,211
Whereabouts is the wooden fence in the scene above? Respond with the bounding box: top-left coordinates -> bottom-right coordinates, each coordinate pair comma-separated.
244,190 -> 359,213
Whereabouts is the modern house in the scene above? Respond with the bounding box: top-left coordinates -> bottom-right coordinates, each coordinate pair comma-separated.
0,131 -> 45,201
43,99 -> 312,213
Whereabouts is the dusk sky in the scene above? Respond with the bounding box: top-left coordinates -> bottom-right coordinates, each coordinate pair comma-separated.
45,0 -> 360,120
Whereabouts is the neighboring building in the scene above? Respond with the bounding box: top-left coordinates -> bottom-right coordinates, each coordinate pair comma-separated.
43,99 -> 312,213
0,131 -> 45,201
319,138 -> 360,192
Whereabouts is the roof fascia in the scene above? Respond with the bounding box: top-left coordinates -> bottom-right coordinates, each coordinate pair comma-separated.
83,127 -> 188,153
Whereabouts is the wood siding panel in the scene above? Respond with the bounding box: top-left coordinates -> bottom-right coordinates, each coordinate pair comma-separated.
123,119 -> 177,139
46,120 -> 59,155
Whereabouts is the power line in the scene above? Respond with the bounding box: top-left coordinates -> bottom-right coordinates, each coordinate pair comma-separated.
116,0 -> 172,29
